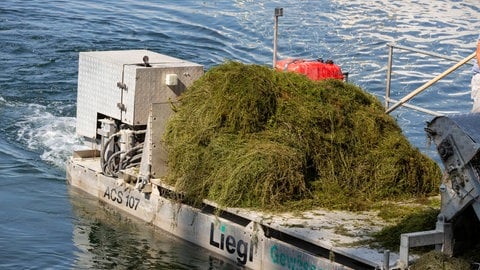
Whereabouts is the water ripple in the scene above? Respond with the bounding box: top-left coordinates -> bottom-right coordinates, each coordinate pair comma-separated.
3,0 -> 480,268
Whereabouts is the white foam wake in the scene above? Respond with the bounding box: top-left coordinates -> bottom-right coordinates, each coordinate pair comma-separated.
15,103 -> 86,169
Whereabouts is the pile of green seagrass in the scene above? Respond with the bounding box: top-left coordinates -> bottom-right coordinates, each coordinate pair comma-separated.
163,61 -> 441,211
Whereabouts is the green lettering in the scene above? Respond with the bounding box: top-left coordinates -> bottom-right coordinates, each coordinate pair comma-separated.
270,245 -> 278,263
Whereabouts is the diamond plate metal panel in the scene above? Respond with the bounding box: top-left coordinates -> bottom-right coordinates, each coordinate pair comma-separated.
76,50 -> 203,138
77,53 -> 124,138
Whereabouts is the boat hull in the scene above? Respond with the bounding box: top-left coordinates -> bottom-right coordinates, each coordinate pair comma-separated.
67,156 -> 373,270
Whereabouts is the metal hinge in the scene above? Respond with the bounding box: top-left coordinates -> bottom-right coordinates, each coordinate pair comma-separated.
117,103 -> 126,112
117,82 -> 128,90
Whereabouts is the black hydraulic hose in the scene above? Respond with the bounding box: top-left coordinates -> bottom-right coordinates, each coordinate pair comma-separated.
125,162 -> 141,169
104,150 -> 125,177
125,153 -> 142,164
122,145 -> 143,163
101,129 -> 146,176
119,144 -> 143,170
124,144 -> 143,157
104,144 -> 144,176
100,132 -> 122,174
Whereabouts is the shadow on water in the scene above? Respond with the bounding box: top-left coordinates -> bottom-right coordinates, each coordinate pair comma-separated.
68,187 -> 243,270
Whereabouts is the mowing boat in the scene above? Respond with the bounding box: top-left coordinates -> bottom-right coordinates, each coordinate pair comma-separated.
66,8 -> 480,270
67,49 -> 398,270
66,48 -> 480,269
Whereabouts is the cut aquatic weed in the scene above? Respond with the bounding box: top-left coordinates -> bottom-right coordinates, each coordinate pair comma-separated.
163,61 -> 442,212
371,208 -> 439,251
410,250 -> 471,270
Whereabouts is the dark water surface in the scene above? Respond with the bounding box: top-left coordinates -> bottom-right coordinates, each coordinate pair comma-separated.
1,0 -> 479,268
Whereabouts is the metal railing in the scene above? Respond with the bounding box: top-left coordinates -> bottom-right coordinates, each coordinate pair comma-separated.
384,43 -> 476,115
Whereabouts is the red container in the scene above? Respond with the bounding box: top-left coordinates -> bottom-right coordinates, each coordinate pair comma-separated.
275,59 -> 344,81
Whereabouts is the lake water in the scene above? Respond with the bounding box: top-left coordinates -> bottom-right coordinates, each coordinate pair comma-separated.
1,0 -> 479,269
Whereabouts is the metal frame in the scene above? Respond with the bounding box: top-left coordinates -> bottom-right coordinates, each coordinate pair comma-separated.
384,43 -> 476,115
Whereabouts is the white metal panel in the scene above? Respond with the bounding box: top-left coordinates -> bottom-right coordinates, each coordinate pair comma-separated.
77,52 -> 123,138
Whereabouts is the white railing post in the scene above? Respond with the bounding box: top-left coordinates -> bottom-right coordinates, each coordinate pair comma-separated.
273,8 -> 283,68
